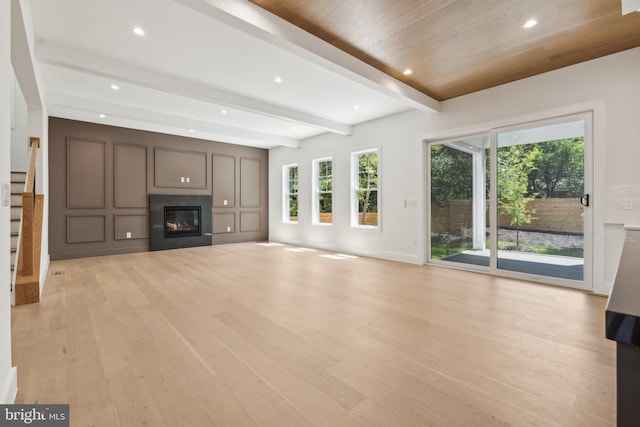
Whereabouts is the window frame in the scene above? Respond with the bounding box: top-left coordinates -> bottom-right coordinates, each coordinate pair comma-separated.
312,157 -> 333,226
350,148 -> 380,230
282,163 -> 298,224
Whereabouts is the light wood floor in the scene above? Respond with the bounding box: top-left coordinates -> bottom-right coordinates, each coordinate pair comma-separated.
12,242 -> 615,426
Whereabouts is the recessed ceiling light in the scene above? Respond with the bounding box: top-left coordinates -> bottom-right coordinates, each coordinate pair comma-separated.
132,26 -> 145,36
189,129 -> 194,133
274,77 -> 283,83
110,84 -> 120,91
353,105 -> 360,110
99,114 -> 106,118
221,109 -> 228,114
403,68 -> 413,76
523,19 -> 537,29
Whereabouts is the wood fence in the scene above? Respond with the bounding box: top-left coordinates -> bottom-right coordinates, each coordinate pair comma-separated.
432,198 -> 583,234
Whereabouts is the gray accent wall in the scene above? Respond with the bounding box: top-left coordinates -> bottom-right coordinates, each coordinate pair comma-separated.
49,117 -> 269,260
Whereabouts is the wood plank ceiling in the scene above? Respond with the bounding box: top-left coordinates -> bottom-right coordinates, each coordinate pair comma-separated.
249,0 -> 640,101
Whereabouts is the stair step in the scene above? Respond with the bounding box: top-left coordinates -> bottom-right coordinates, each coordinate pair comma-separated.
11,194 -> 22,206
11,182 -> 24,193
11,235 -> 18,249
10,172 -> 27,181
10,251 -> 16,266
11,220 -> 20,234
11,207 -> 21,221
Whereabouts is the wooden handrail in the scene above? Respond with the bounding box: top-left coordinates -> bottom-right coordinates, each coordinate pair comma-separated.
20,138 -> 40,276
25,137 -> 39,194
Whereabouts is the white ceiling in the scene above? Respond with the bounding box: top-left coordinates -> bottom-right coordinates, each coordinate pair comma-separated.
27,0 -> 440,149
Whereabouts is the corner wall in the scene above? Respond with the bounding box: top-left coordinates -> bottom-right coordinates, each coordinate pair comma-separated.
1,0 -> 18,404
269,111 -> 424,263
269,47 -> 640,295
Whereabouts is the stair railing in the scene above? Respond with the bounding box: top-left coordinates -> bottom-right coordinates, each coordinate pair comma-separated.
19,137 -> 39,276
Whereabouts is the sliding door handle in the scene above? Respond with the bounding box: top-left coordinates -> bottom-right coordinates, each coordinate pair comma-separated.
580,194 -> 590,207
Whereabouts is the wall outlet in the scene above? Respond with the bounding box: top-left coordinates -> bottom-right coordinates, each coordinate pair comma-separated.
186,177 -> 190,183
180,177 -> 185,183
223,200 -> 228,206
126,232 -> 132,239
227,226 -> 231,232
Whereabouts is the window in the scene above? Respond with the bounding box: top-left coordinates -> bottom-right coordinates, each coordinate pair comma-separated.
283,164 -> 298,223
313,158 -> 333,225
351,149 -> 379,228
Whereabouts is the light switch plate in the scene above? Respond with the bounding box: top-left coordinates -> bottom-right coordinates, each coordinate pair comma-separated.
180,177 -> 185,183
186,177 -> 190,183
126,232 -> 132,239
223,200 -> 228,206
2,183 -> 9,206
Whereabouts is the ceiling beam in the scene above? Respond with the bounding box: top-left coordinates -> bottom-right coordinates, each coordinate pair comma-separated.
173,0 -> 440,113
46,91 -> 301,148
11,0 -> 44,110
37,42 -> 352,136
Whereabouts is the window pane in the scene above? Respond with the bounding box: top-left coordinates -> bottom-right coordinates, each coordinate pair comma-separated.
324,161 -> 332,175
319,193 -> 332,223
353,151 -> 378,227
289,167 -> 298,181
357,189 -> 378,226
288,195 -> 298,222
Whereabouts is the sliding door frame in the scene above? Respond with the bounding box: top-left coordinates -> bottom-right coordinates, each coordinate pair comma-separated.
424,111 -> 594,291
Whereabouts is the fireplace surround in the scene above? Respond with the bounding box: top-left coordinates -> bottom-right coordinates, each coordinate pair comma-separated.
149,194 -> 212,251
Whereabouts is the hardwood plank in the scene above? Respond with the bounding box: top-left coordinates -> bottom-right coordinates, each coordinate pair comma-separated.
11,242 -> 615,426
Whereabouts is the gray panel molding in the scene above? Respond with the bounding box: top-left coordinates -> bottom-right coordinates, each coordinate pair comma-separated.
114,214 -> 148,240
67,214 -> 107,243
212,154 -> 236,208
154,147 -> 208,189
114,142 -> 147,208
66,137 -> 107,209
240,211 -> 261,232
213,212 -> 236,234
240,157 -> 261,208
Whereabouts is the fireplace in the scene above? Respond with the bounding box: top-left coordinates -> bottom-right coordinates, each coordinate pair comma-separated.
149,194 -> 212,251
164,206 -> 201,238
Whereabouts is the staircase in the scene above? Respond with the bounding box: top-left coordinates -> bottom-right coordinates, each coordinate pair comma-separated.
10,171 -> 26,289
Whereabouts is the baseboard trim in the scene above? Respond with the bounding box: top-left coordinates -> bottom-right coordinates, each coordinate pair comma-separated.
0,367 -> 18,404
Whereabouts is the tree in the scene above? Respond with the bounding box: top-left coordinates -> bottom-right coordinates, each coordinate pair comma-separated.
430,145 -> 473,207
497,145 -> 540,246
526,137 -> 584,198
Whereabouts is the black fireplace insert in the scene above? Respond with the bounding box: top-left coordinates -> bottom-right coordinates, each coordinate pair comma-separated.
164,206 -> 201,238
149,194 -> 212,251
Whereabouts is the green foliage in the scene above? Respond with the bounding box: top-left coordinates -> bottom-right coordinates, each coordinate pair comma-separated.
497,145 -> 540,245
430,145 -> 473,207
526,137 -> 584,198
287,166 -> 298,218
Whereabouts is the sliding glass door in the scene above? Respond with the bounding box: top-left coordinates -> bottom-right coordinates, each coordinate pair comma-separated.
428,113 -> 592,290
429,135 -> 489,268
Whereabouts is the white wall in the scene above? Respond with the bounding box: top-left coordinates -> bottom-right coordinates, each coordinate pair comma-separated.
270,111 -> 425,263
10,73 -> 28,172
269,47 -> 640,295
11,0 -> 49,295
1,0 -> 18,404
